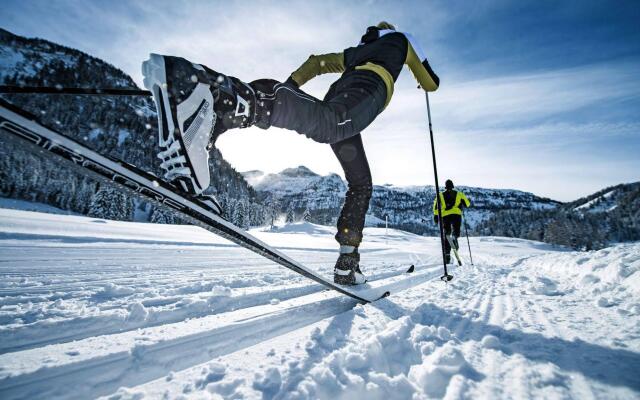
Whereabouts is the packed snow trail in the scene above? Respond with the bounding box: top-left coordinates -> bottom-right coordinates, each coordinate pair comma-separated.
0,206 -> 638,399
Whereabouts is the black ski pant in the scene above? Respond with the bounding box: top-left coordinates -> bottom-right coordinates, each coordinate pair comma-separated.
267,70 -> 386,247
442,214 -> 462,255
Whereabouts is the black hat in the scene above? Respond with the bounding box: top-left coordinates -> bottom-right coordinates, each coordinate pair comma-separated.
445,179 -> 454,189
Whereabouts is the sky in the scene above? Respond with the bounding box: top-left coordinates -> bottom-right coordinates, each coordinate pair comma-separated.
1,0 -> 639,201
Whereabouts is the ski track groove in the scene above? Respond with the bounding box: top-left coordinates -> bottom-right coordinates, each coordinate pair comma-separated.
0,268 -> 439,399
0,265 -> 418,354
519,291 -> 599,399
0,294 -> 358,399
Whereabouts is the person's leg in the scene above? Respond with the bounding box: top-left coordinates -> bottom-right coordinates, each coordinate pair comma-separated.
331,134 -> 372,248
267,70 -> 386,144
443,215 -> 453,261
331,134 -> 372,285
451,214 -> 462,250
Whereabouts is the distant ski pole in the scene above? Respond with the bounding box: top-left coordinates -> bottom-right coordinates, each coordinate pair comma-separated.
0,85 -> 151,96
462,211 -> 474,266
425,92 -> 452,282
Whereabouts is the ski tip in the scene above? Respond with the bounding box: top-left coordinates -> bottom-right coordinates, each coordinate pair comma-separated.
406,264 -> 415,273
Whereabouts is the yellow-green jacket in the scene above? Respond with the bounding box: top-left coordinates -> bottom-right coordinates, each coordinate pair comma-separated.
433,189 -> 471,217
288,26 -> 439,109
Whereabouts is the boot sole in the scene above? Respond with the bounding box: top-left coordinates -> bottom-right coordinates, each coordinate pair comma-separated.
142,54 -> 201,194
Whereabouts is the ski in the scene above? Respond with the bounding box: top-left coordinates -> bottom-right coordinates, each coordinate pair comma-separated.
0,98 -> 384,303
0,85 -> 151,96
336,263 -> 416,300
446,235 -> 463,266
343,263 -> 442,301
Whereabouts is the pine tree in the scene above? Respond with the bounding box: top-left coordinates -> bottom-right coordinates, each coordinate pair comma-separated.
150,207 -> 175,224
265,197 -> 281,228
88,186 -> 132,220
286,205 -> 295,224
302,207 -> 312,222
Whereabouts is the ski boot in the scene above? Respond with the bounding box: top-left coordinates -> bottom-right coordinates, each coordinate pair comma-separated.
334,246 -> 367,285
142,53 -> 262,195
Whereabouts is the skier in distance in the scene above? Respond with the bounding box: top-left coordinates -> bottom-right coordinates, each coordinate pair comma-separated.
433,179 -> 470,264
142,21 -> 439,285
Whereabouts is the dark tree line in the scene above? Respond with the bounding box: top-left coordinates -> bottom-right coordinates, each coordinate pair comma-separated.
477,183 -> 640,250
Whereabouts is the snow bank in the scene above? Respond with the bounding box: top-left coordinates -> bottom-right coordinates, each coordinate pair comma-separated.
511,242 -> 640,314
281,316 -> 477,399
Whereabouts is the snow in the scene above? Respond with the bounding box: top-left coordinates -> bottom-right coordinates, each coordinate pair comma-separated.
0,206 -> 638,399
0,197 -> 79,216
574,189 -> 620,213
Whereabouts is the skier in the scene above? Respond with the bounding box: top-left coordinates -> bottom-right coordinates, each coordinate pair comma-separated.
142,22 -> 439,285
433,179 -> 470,264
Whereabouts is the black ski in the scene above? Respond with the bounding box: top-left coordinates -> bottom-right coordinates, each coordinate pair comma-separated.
0,98 -> 386,303
0,85 -> 151,96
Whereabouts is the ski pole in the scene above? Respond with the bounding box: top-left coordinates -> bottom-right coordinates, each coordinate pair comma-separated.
0,85 -> 151,96
425,92 -> 452,282
462,211 -> 474,266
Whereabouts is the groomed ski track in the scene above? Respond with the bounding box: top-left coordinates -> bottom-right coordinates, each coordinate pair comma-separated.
0,209 -> 446,399
1,208 -> 639,399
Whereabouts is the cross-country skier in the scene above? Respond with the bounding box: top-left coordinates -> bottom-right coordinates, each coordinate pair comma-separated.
142,22 -> 439,285
433,179 -> 471,264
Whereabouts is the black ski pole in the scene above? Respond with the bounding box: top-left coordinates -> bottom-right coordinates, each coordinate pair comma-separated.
425,92 -> 452,282
462,211 -> 474,266
0,85 -> 151,96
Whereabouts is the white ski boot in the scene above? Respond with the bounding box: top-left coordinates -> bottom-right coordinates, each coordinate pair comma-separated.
334,246 -> 367,285
142,53 -> 257,195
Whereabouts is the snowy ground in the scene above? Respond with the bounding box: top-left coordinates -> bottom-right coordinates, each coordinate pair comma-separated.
0,207 -> 638,399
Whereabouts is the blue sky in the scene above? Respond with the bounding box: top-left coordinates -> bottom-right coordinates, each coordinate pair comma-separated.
2,0 -> 639,201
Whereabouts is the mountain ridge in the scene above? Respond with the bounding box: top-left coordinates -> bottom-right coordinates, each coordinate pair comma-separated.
242,165 -> 561,235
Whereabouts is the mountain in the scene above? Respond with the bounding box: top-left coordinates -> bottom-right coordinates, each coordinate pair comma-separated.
477,182 -> 640,249
242,166 -> 560,234
568,183 -> 637,214
0,28 -> 263,225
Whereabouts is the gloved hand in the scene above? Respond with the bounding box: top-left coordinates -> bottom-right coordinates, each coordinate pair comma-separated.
433,215 -> 438,225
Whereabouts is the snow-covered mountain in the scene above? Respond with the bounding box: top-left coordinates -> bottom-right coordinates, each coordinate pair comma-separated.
243,166 -> 560,234
477,182 -> 640,249
569,183 -> 638,214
